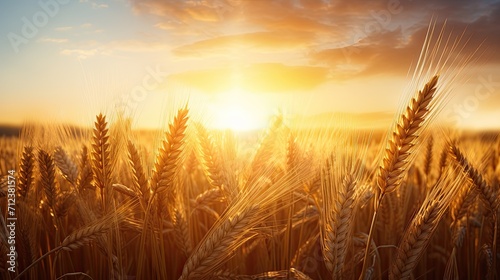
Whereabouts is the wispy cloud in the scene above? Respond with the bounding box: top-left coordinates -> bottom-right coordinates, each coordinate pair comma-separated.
38,37 -> 69,44
172,31 -> 315,57
92,3 -> 108,9
61,48 -> 98,59
55,26 -> 73,32
59,39 -> 170,59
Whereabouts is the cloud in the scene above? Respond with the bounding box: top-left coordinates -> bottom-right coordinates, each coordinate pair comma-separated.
172,31 -> 315,57
92,3 -> 108,9
133,0 -> 233,22
38,38 -> 69,44
131,0 -> 500,79
106,40 -> 170,52
59,39 -> 170,59
310,6 -> 500,79
61,49 -> 98,59
310,28 -> 418,78
167,63 -> 329,93
55,26 -> 73,32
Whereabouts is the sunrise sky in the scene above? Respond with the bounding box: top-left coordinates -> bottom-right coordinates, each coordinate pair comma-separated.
1,0 -> 499,131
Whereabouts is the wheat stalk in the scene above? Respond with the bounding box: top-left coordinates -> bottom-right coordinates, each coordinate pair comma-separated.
13,208 -> 127,280
291,233 -> 319,270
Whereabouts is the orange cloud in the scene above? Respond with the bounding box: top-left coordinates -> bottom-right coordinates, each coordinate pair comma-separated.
172,31 -> 314,57
133,0 -> 500,79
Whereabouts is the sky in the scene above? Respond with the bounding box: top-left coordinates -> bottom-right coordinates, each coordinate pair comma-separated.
1,0 -> 500,131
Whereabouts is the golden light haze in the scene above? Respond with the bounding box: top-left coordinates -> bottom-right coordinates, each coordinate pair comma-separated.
1,0 -> 500,131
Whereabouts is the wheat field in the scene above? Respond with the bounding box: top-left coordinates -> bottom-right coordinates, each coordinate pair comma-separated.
0,74 -> 499,280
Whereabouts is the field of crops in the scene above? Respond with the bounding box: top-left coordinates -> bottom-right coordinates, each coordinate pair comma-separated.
0,75 -> 499,279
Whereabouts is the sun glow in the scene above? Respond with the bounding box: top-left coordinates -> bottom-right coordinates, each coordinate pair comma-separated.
210,89 -> 269,132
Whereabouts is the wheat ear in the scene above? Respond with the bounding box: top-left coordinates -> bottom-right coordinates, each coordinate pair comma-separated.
150,107 -> 189,195
390,173 -> 461,280
424,136 -> 433,176
360,76 -> 439,279
60,212 -> 123,251
286,132 -> 298,172
38,149 -> 58,211
377,75 -> 438,196
249,114 -> 283,177
173,207 -> 193,257
18,146 -> 34,198
54,146 -> 79,186
77,145 -> 93,190
196,124 -> 227,190
449,144 -> 498,210
323,174 -> 357,278
91,113 -> 112,212
13,209 -> 126,280
179,204 -> 260,280
191,187 -> 226,209
127,140 -> 149,199
481,244 -> 494,280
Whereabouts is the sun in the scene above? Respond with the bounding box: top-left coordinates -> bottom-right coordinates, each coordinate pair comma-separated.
210,89 -> 268,132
